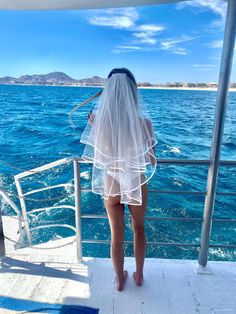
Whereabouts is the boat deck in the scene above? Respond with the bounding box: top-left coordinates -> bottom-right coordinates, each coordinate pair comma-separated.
0,235 -> 236,314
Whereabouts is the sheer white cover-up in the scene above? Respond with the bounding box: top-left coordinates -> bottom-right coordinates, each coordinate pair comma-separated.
80,73 -> 157,205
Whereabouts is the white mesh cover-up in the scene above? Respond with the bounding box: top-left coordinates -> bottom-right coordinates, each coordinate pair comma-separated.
80,73 -> 157,205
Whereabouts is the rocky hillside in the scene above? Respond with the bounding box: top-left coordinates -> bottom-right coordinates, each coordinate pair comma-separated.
0,71 -> 105,86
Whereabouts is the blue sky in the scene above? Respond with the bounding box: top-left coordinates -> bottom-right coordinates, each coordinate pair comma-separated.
0,0 -> 235,83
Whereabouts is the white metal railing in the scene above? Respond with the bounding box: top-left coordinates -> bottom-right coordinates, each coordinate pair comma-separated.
78,159 -> 236,252
0,187 -> 22,234
198,0 -> 236,267
1,157 -> 235,264
0,187 -> 22,258
13,157 -> 82,261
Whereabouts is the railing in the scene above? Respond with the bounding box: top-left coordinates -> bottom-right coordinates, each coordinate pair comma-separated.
12,157 -> 81,260
0,187 -> 22,233
1,156 -> 235,264
78,158 -> 236,253
0,187 -> 22,259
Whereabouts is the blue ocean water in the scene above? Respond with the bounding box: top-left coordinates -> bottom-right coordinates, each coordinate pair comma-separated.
0,84 -> 235,261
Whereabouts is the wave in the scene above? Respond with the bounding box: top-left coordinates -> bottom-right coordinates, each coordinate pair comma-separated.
170,146 -> 181,154
80,171 -> 90,180
162,145 -> 181,154
223,136 -> 236,148
172,178 -> 184,187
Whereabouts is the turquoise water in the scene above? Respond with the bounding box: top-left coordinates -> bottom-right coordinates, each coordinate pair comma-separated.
0,84 -> 235,261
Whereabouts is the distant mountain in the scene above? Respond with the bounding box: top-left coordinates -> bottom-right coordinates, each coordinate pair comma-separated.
0,76 -> 15,84
15,72 -> 77,84
77,75 -> 106,85
0,71 -> 106,86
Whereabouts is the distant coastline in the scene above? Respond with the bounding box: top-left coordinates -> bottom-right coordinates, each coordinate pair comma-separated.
0,71 -> 236,91
1,83 -> 236,92
138,86 -> 236,92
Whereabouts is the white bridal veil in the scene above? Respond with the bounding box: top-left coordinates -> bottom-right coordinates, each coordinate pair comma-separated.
80,72 -> 157,206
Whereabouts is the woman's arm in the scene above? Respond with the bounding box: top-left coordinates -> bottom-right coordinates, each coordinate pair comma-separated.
88,110 -> 96,126
145,118 -> 156,166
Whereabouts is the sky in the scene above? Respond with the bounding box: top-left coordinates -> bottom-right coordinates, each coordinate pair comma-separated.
0,0 -> 235,83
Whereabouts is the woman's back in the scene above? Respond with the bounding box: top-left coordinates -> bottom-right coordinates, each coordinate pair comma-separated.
80,70 -> 157,206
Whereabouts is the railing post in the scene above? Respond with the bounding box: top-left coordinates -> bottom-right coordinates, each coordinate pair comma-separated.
0,212 -> 6,262
73,159 -> 82,263
0,187 -> 22,236
198,0 -> 236,267
15,178 -> 32,246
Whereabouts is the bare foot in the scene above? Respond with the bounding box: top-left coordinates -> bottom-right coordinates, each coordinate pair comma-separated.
115,270 -> 128,291
133,271 -> 144,286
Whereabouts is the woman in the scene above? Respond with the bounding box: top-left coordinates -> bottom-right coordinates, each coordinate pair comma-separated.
80,68 -> 157,292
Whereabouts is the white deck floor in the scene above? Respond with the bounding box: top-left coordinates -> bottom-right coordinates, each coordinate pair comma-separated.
1,240 -> 236,314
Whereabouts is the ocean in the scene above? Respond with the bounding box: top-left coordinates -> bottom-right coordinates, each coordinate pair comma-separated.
0,84 -> 235,261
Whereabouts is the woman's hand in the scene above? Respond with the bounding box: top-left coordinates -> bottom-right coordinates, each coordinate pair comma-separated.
88,109 -> 96,126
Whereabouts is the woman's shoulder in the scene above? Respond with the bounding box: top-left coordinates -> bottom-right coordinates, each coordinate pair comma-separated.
139,116 -> 151,124
143,117 -> 151,123
142,117 -> 153,129
138,117 -> 154,139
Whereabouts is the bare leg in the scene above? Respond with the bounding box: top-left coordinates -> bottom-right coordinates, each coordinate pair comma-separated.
104,194 -> 128,291
128,182 -> 147,286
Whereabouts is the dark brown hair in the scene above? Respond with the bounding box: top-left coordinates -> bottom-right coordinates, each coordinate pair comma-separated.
107,68 -> 137,85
